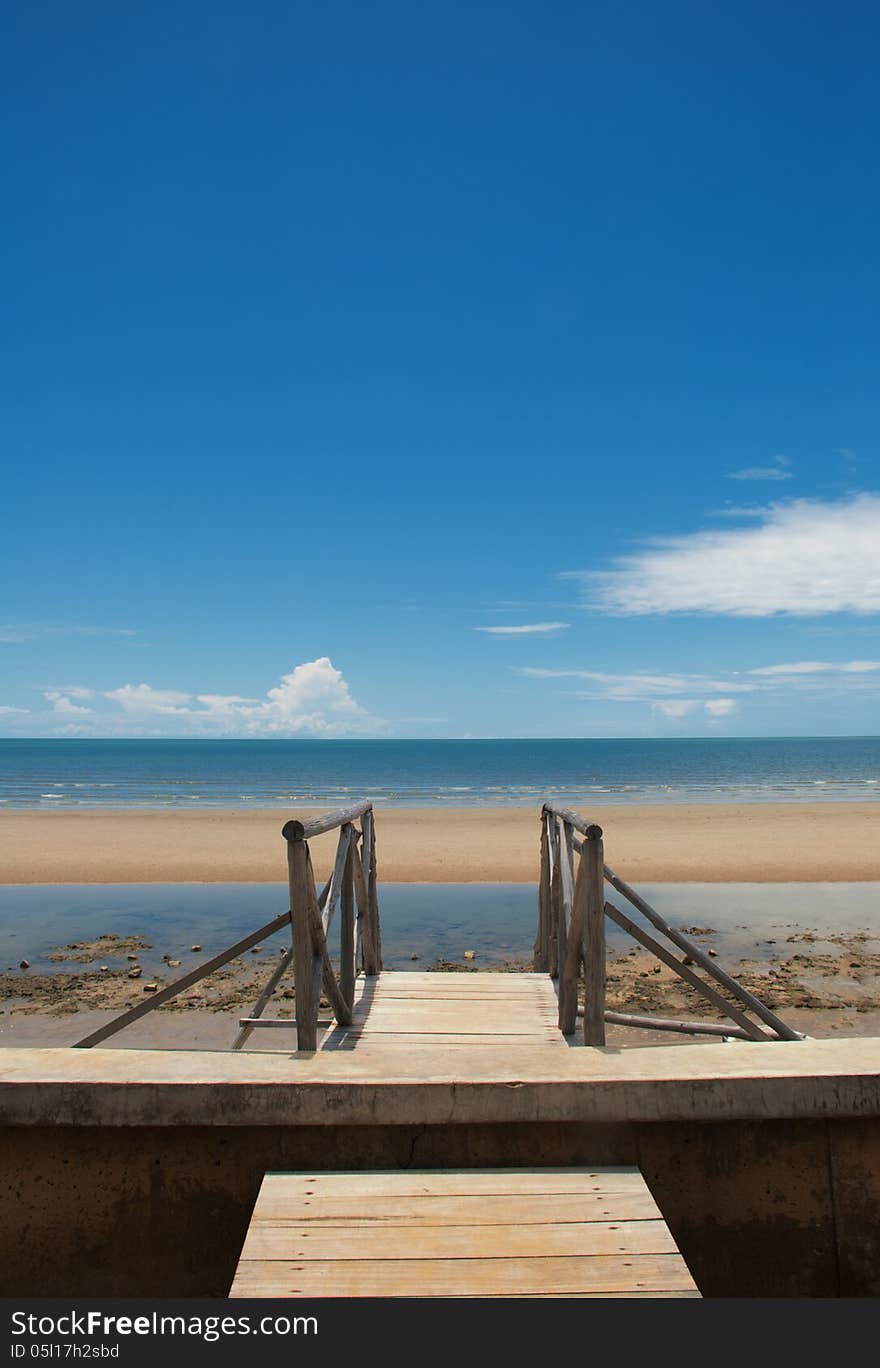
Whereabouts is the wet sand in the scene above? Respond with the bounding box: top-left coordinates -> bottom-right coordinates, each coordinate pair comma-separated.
4,924 -> 880,1051
1,801 -> 879,884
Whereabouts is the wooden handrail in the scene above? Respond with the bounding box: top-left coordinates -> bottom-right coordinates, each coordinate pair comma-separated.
542,802 -> 603,840
282,800 -> 373,842
536,802 -> 799,1046
72,802 -> 380,1052
284,801 -> 382,1051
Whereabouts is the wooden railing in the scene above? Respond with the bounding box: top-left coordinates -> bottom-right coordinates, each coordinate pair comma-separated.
536,801 -> 800,1046
74,799 -> 382,1052
278,801 -> 382,1052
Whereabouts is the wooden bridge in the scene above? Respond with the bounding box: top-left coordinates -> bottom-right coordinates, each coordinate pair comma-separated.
73,797 -> 798,1055
73,796 -> 798,1054
62,798 -> 807,1299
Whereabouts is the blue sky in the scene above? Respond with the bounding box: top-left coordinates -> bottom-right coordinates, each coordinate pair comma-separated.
2,1 -> 879,739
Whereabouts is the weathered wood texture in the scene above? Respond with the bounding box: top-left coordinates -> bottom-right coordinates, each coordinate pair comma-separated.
582,831 -> 606,1046
281,801 -> 372,841
229,1167 -> 700,1298
320,973 -> 563,1051
71,911 -> 292,1049
288,837 -> 321,1052
602,863 -> 800,1041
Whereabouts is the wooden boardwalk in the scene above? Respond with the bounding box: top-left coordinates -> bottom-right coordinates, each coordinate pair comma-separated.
230,1167 -> 700,1298
319,971 -> 564,1051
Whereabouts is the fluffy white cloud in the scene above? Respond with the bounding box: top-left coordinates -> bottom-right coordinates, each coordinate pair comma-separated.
16,659 -> 379,737
45,690 -> 94,717
474,622 -> 570,635
195,694 -> 260,712
571,495 -> 880,616
245,658 -> 369,735
653,699 -> 700,718
704,698 -> 737,716
105,684 -> 194,715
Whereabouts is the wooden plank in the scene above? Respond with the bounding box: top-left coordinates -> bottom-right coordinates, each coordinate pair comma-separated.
230,1253 -> 696,1297
260,1171 -> 645,1192
259,1168 -> 649,1196
322,1033 -> 560,1049
369,972 -> 550,982
367,983 -> 551,992
508,1291 -> 702,1299
347,1004 -> 560,1020
251,1193 -> 664,1224
240,1219 -> 679,1261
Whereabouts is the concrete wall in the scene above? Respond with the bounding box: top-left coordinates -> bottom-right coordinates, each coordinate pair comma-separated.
3,1116 -> 880,1297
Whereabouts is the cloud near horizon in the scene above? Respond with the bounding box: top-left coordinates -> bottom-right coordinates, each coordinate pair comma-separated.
474,622 -> 570,635
568,494 -> 880,617
516,657 -> 880,718
27,659 -> 380,737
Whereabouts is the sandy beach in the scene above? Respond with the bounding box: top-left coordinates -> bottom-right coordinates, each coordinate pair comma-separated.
2,801 -> 880,1047
0,801 -> 878,884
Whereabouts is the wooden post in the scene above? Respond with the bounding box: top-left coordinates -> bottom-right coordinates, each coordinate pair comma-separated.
582,825 -> 606,1046
287,833 -> 320,1052
556,819 -> 576,1032
534,815 -> 551,971
340,830 -> 356,1010
351,840 -> 375,973
361,808 -> 382,974
549,815 -> 560,980
559,830 -> 587,1035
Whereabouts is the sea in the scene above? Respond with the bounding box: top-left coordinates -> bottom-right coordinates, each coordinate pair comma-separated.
0,736 -> 878,809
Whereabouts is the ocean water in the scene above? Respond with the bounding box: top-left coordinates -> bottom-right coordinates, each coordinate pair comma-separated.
2,882 -> 879,975
0,737 -> 878,809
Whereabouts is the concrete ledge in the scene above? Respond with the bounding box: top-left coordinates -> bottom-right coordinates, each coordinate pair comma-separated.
3,1037 -> 880,1127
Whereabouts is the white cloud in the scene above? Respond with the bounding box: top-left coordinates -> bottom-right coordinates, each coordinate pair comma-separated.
749,660 -> 880,676
196,694 -> 260,711
246,658 -> 369,735
5,659 -> 380,737
105,684 -> 194,715
653,699 -> 700,718
517,668 -> 756,699
704,698 -> 737,716
726,456 -> 792,482
570,495 -> 880,616
0,705 -> 29,715
474,622 -> 570,635
45,690 -> 94,717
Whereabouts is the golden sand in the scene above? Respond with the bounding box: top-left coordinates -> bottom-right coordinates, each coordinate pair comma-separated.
1,801 -> 878,884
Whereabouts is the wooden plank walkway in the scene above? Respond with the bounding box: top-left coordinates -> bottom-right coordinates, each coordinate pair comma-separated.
319,971 -> 564,1050
229,1167 -> 701,1297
